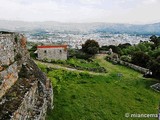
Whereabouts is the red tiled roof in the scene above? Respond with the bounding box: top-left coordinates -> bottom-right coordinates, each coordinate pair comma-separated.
37,45 -> 67,49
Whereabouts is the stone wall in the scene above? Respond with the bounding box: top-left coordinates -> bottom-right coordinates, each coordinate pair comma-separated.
37,47 -> 67,60
11,80 -> 53,120
0,32 -> 53,120
107,56 -> 149,74
0,34 -> 15,65
0,62 -> 18,98
119,60 -> 149,74
0,32 -> 29,99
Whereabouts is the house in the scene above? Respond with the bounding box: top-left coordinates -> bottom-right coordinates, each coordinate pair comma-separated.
37,45 -> 67,60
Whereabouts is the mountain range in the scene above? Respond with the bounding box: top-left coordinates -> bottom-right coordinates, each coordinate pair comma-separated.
0,20 -> 160,35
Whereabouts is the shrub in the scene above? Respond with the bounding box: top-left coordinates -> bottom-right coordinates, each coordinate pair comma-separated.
30,52 -> 36,59
74,51 -> 92,59
131,51 -> 150,68
148,60 -> 160,79
120,55 -> 131,62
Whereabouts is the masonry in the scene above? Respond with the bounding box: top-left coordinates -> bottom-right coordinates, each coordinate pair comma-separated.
37,45 -> 67,60
0,32 -> 53,120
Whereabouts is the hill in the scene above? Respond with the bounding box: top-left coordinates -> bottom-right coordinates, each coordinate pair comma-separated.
0,20 -> 160,35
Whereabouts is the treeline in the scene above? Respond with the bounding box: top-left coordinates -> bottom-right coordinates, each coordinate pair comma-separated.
101,35 -> 160,79
69,39 -> 100,59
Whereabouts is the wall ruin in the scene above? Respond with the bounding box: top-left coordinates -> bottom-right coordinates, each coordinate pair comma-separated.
0,32 -> 53,120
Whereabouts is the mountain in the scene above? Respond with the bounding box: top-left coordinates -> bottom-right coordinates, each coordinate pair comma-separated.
95,23 -> 160,35
0,20 -> 160,35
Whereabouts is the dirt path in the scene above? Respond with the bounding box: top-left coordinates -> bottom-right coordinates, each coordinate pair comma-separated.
34,59 -> 106,76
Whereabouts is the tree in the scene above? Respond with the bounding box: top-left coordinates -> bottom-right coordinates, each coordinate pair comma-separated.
100,45 -> 120,54
29,44 -> 38,59
156,56 -> 160,63
148,60 -> 160,79
82,39 -> 99,55
150,35 -> 160,47
118,43 -> 131,49
131,51 -> 150,68
30,44 -> 37,51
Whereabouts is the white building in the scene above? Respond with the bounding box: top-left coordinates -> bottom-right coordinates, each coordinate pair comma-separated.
37,45 -> 67,60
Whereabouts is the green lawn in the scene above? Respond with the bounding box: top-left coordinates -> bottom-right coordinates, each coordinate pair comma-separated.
38,55 -> 159,120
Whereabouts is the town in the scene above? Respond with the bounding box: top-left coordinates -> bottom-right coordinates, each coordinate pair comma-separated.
26,31 -> 150,49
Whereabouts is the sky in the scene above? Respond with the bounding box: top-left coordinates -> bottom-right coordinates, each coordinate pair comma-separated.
0,0 -> 160,24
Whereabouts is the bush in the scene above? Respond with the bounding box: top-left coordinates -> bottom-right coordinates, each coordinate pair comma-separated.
120,55 -> 131,62
30,52 -> 36,59
75,51 -> 92,60
131,51 -> 150,68
148,60 -> 160,79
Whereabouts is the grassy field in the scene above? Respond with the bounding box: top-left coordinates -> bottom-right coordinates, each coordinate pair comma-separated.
66,58 -> 99,68
38,55 -> 159,120
43,58 -> 106,73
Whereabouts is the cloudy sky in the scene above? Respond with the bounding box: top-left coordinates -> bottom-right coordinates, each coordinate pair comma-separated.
0,0 -> 160,23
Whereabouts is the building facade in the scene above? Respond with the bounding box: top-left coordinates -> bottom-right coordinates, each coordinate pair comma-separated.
37,45 -> 67,60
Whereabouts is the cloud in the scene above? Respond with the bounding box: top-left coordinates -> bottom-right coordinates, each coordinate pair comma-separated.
79,0 -> 104,5
110,0 -> 160,23
143,0 -> 158,4
0,0 -> 159,23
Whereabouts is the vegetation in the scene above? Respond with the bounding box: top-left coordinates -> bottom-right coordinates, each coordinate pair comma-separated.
100,43 -> 132,54
131,51 -> 150,68
101,35 -> 160,79
120,55 -> 131,62
42,58 -> 107,73
37,55 -> 159,120
150,35 -> 160,47
70,50 -> 92,60
82,39 -> 100,55
120,42 -> 154,56
28,43 -> 37,59
27,41 -> 44,59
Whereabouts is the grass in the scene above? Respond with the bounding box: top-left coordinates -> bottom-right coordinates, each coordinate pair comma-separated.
38,55 -> 159,120
46,58 -> 99,68
44,58 -> 106,73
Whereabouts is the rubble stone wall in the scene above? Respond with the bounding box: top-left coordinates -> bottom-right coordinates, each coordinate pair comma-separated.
0,32 -> 53,120
0,62 -> 18,98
